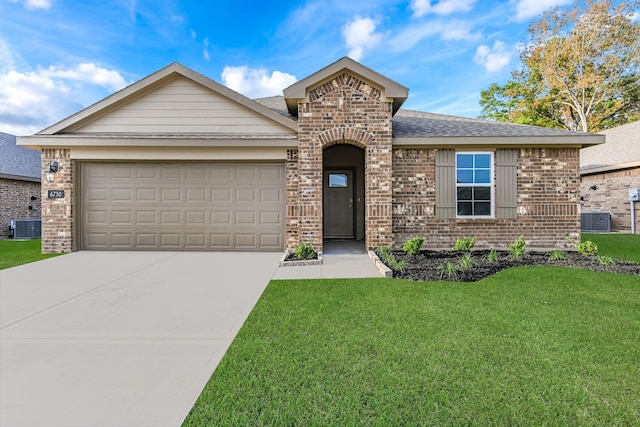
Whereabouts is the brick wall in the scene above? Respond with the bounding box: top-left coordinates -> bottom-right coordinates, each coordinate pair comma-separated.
292,72 -> 393,252
581,167 -> 640,233
41,149 -> 74,253
392,147 -> 581,249
0,179 -> 41,238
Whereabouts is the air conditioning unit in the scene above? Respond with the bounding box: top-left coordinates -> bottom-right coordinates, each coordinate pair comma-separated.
581,212 -> 610,232
9,218 -> 42,239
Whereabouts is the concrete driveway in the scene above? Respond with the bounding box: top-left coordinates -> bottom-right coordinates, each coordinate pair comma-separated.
0,251 -> 281,427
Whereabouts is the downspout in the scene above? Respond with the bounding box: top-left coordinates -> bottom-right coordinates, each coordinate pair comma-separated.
632,200 -> 636,235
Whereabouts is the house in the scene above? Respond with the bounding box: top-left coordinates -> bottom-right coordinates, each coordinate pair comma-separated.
580,121 -> 640,233
0,132 -> 41,239
18,57 -> 603,254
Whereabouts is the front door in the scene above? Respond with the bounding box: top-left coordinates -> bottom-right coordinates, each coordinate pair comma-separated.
323,170 -> 354,238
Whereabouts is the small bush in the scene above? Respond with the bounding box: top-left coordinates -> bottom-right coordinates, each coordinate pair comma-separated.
565,236 -> 598,256
548,250 -> 566,261
437,261 -> 460,280
453,237 -> 476,252
458,252 -> 476,269
508,235 -> 527,259
597,255 -> 616,266
403,236 -> 425,255
577,241 -> 598,256
293,243 -> 316,260
485,248 -> 499,263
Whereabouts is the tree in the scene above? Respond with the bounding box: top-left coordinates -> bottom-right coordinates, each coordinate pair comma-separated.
480,0 -> 640,132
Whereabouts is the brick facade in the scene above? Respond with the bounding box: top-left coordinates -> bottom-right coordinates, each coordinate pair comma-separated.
392,147 -> 581,249
291,72 -> 393,252
0,179 -> 41,239
41,149 -> 74,253
581,167 -> 640,233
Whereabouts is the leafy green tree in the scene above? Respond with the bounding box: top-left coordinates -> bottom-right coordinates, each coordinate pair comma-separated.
480,0 -> 640,132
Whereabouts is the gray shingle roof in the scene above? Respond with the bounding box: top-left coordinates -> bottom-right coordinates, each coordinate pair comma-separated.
254,96 -> 594,139
0,132 -> 41,181
580,120 -> 640,173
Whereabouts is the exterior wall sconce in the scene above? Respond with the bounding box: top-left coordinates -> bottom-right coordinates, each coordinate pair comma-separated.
45,161 -> 59,182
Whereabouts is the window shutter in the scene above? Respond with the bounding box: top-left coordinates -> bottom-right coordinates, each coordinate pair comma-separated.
435,149 -> 456,219
496,149 -> 517,219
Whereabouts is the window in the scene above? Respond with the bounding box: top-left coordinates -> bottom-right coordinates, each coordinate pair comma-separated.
328,173 -> 348,188
456,153 -> 493,217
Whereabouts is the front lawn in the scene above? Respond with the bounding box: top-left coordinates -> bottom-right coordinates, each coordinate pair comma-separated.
0,238 -> 60,270
582,233 -> 640,263
184,268 -> 640,426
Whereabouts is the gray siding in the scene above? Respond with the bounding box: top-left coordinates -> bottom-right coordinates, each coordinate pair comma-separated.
76,77 -> 291,134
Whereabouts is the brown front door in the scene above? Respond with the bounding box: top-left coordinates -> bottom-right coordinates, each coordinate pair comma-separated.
323,170 -> 354,238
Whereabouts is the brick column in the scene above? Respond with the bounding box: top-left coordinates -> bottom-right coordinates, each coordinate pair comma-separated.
41,149 -> 74,253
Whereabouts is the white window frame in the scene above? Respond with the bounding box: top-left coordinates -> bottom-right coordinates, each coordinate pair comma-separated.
455,151 -> 495,218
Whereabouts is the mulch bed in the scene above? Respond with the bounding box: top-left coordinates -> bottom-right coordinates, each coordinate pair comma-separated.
379,249 -> 640,282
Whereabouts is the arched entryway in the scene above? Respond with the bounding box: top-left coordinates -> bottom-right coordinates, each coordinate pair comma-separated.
323,144 -> 365,242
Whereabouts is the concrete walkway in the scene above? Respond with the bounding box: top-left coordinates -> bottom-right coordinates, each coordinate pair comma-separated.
0,248 -> 382,427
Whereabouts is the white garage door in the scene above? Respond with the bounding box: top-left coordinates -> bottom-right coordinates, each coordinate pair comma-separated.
80,162 -> 285,251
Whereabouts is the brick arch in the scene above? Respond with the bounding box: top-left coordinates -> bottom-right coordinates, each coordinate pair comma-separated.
317,127 -> 373,149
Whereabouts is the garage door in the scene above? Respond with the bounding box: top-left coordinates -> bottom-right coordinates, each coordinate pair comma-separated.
80,163 -> 285,251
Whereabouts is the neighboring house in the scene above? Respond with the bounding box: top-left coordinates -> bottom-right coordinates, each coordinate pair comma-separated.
18,58 -> 603,254
580,121 -> 640,233
0,132 -> 41,238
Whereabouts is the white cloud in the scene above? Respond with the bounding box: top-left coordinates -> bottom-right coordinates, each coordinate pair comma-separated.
203,37 -> 210,61
389,20 -> 479,52
8,0 -> 52,10
221,66 -> 297,99
342,16 -> 383,61
512,0 -> 572,21
0,64 -> 129,135
473,41 -> 511,72
411,0 -> 476,17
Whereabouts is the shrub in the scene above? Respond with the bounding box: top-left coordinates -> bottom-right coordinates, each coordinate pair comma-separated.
485,248 -> 499,263
508,235 -> 527,259
565,236 -> 598,256
597,255 -> 616,266
293,243 -> 316,260
403,236 -> 425,255
437,261 -> 460,280
576,241 -> 598,256
548,250 -> 566,261
453,237 -> 476,252
458,252 -> 476,269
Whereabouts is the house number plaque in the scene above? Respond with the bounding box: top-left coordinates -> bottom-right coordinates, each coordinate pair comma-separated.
47,190 -> 65,199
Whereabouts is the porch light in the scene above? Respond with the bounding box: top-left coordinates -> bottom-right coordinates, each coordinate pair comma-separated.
45,161 -> 59,182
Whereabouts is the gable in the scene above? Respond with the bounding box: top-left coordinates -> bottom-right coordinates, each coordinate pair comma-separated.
68,76 -> 294,135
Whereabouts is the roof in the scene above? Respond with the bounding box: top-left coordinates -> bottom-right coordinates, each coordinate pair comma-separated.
580,120 -> 640,174
255,96 -> 603,147
283,57 -> 409,116
0,132 -> 40,182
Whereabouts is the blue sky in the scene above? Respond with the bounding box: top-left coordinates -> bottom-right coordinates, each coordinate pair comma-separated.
0,0 -> 627,135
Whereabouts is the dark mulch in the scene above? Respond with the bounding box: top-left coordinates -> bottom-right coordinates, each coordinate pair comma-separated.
379,249 -> 640,282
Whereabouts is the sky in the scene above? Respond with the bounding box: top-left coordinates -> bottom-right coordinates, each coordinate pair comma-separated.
0,0 -> 630,136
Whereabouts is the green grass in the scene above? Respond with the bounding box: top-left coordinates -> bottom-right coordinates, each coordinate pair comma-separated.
185,267 -> 640,426
582,233 -> 640,263
0,238 -> 60,270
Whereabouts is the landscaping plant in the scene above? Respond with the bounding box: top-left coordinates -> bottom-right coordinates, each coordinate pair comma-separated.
453,236 -> 476,252
402,236 -> 425,255
548,250 -> 566,261
293,243 -> 316,260
508,235 -> 527,259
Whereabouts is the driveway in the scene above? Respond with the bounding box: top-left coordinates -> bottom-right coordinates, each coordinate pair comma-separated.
0,251 -> 281,427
